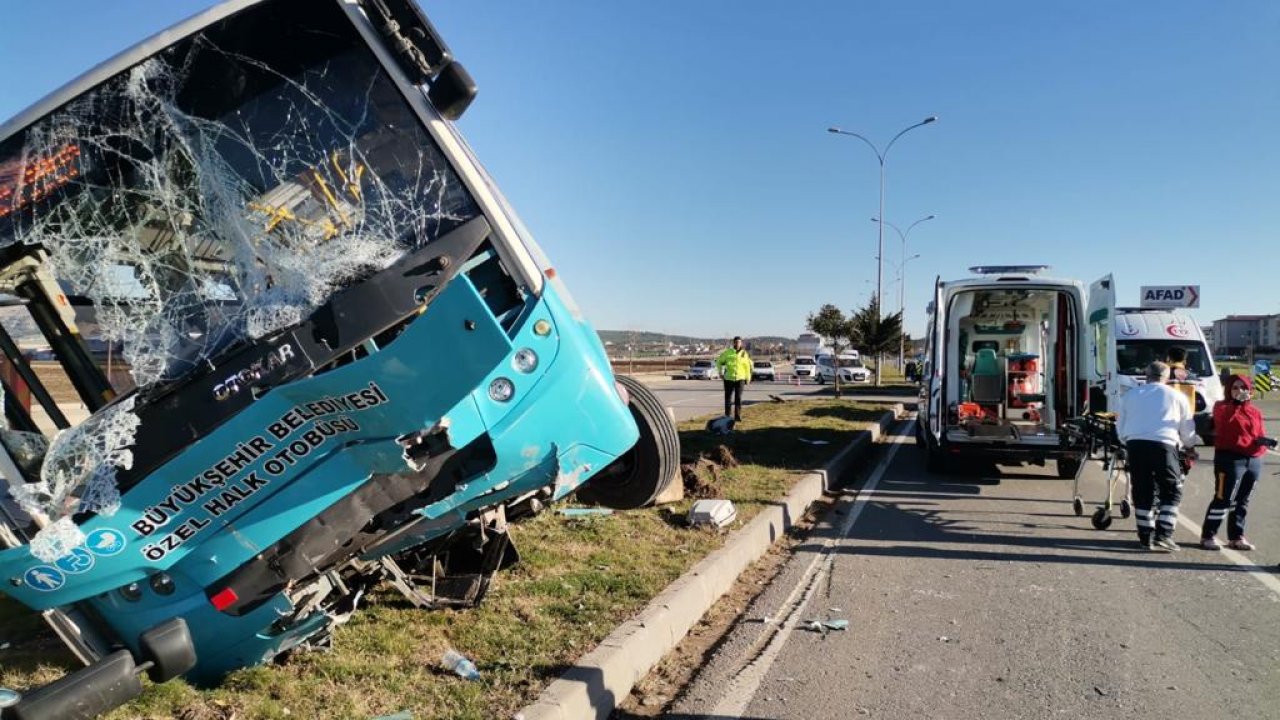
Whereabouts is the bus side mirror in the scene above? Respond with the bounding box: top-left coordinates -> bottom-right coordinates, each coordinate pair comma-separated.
429,61 -> 477,120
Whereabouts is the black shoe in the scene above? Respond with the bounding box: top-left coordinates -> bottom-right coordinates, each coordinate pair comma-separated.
1152,537 -> 1180,552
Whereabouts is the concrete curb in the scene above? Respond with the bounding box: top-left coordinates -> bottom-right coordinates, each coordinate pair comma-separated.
514,403 -> 906,720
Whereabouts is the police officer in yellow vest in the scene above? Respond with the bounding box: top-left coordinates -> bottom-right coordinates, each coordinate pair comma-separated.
716,336 -> 752,421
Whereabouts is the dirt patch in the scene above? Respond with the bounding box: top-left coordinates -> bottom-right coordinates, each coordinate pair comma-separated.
710,444 -> 739,469
679,443 -> 739,499
613,494 -> 837,717
680,458 -> 721,499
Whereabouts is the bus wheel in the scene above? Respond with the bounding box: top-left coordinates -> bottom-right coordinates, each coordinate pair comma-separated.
576,375 -> 680,509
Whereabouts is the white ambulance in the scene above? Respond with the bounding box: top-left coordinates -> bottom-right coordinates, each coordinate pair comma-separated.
917,266 -> 1113,478
1090,307 -> 1221,443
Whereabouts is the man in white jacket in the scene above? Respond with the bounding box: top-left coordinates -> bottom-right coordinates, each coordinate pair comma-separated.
1118,361 -> 1199,551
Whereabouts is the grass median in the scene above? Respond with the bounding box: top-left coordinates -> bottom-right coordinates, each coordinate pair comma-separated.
0,398 -> 886,720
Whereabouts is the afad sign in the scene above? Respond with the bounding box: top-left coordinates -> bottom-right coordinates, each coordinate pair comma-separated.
1139,285 -> 1199,309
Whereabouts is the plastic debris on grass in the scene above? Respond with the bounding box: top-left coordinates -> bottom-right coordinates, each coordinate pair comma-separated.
441,648 -> 480,680
687,499 -> 737,529
705,416 -> 736,435
0,688 -> 20,709
557,507 -> 614,518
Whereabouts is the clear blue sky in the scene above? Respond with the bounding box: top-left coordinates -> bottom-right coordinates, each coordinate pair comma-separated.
2,1 -> 1277,339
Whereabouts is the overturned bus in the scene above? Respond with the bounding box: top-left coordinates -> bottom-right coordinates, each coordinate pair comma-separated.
0,1 -> 678,717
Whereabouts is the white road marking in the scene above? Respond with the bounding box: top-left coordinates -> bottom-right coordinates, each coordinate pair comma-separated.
1177,513 -> 1280,598
708,426 -> 911,717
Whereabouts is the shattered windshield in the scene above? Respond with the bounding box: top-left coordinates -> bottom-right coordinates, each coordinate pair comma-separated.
0,0 -> 481,557
0,0 -> 480,390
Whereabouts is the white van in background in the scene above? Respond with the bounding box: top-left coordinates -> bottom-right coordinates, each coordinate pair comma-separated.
1093,308 -> 1222,442
793,356 -> 818,379
816,352 -> 870,384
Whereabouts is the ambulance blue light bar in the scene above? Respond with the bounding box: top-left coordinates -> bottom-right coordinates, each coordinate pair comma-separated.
968,265 -> 1050,275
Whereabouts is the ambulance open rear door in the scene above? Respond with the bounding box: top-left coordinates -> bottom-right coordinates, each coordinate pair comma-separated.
1086,274 -> 1116,413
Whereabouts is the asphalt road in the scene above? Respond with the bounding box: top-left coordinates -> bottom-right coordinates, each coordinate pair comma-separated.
671,404 -> 1280,719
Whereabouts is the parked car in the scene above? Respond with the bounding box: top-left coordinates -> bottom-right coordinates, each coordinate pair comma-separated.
838,358 -> 873,384
793,356 -> 817,378
688,359 -> 719,379
751,360 -> 776,381
816,353 -> 870,384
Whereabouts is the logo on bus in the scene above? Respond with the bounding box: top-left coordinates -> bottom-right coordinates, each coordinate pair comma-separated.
85,528 -> 126,556
23,566 -> 64,592
213,344 -> 297,401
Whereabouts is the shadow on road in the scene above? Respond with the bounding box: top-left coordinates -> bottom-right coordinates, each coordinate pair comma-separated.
821,419 -> 1253,573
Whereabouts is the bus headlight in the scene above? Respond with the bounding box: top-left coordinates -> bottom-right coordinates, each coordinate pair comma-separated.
512,348 -> 539,374
488,377 -> 515,402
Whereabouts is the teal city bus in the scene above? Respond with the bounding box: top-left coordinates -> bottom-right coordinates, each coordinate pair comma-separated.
0,2 -> 677,717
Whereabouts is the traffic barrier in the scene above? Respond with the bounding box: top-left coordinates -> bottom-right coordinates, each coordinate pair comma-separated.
1254,371 -> 1274,395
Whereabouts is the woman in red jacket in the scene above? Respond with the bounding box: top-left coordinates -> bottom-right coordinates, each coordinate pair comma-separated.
1200,374 -> 1276,550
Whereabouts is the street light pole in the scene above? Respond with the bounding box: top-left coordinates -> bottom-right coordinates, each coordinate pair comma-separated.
871,214 -> 934,369
828,116 -> 936,384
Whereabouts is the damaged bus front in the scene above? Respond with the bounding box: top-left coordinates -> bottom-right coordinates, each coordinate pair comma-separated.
0,1 -> 677,717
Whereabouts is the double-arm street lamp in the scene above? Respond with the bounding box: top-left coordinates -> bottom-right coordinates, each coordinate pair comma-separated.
828,116 -> 936,383
871,214 -> 934,368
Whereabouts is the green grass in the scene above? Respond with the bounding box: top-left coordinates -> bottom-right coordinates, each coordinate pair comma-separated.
1,399 -> 886,720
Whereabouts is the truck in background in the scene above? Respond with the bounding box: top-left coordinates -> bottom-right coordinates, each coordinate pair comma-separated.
795,333 -> 828,360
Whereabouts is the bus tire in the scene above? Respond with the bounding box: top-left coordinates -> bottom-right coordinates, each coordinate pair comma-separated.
576,375 -> 680,509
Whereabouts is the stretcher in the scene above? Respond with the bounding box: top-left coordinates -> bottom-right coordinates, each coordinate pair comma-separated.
1062,413 -> 1132,529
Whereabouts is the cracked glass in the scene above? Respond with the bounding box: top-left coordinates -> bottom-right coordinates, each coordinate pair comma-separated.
0,0 -> 481,552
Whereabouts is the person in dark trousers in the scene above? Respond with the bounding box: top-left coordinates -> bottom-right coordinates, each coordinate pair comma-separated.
715,336 -> 752,422
1117,361 -> 1199,551
1200,374 -> 1276,550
